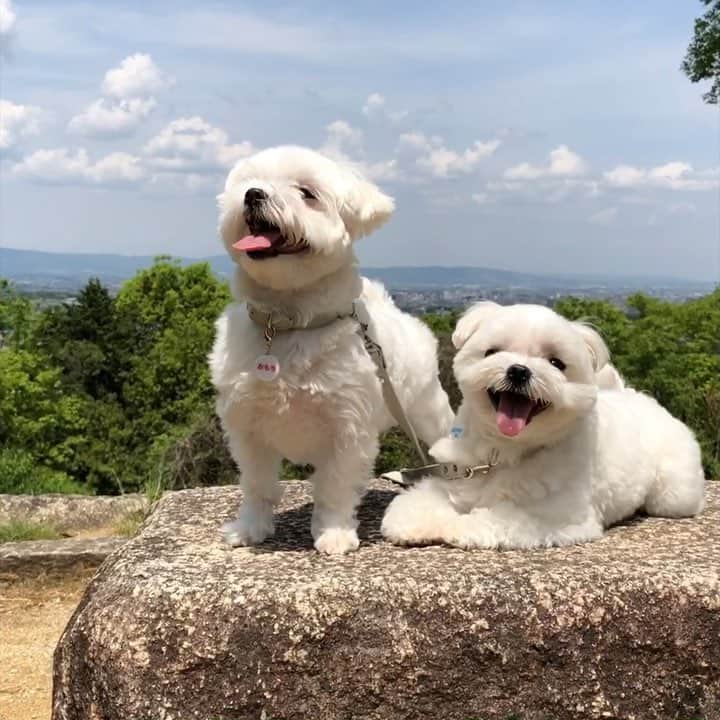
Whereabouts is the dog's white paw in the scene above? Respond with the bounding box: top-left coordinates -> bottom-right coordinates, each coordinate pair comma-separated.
445,513 -> 499,550
381,492 -> 445,546
221,511 -> 274,547
313,527 -> 360,555
381,502 -> 436,546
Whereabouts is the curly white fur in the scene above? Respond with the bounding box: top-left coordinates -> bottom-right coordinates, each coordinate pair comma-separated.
210,146 -> 453,554
381,302 -> 706,550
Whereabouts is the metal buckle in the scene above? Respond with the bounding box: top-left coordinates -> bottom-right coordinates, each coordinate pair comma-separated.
264,314 -> 276,352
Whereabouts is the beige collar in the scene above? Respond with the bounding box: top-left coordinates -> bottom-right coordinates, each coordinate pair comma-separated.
246,302 -> 355,332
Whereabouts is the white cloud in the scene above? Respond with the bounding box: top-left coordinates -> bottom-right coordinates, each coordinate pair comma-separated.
0,99 -> 43,150
480,174 -> 601,206
359,159 -> 399,182
503,162 -> 544,181
322,119 -> 364,156
589,207 -> 618,225
362,92 -> 407,122
547,145 -> 586,176
86,152 -> 145,183
603,164 -> 647,188
399,131 -> 501,177
12,148 -> 145,185
13,149 -> 89,182
68,97 -> 157,138
0,0 -> 15,36
603,162 -> 718,191
144,116 -> 253,173
67,53 -> 172,139
362,93 -> 385,117
101,53 -> 174,99
472,192 -> 492,205
505,144 -> 586,180
648,161 -> 691,183
319,120 -> 398,181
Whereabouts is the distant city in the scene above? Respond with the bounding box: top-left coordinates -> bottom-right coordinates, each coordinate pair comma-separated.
1,247 -> 716,312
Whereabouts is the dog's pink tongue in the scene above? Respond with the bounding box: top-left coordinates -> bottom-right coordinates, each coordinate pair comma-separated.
233,235 -> 273,252
496,392 -> 534,437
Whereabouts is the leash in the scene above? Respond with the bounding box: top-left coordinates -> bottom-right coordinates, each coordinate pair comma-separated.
350,303 -> 429,465
246,301 -> 429,465
380,448 -> 500,488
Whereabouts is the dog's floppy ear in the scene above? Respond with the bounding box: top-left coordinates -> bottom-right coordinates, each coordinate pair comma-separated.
340,171 -> 395,239
572,322 -> 610,371
452,301 -> 501,350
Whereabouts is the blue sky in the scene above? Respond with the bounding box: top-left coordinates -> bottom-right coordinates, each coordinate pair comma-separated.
0,0 -> 718,280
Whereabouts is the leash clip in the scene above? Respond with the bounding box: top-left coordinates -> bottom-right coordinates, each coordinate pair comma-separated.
263,313 -> 276,352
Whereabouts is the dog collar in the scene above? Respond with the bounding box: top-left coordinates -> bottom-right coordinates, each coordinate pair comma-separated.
381,448 -> 500,487
246,303 -> 355,332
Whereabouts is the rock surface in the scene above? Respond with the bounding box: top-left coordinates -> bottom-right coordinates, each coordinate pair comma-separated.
0,537 -> 127,575
53,481 -> 720,720
0,493 -> 147,532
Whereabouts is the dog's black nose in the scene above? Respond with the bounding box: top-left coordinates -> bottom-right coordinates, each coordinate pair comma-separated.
506,364 -> 531,385
245,188 -> 267,206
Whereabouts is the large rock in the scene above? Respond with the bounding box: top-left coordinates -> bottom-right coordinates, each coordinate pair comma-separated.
53,481 -> 720,720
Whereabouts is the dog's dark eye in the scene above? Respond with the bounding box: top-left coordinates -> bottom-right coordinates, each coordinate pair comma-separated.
299,187 -> 317,200
549,357 -> 566,371
485,348 -> 499,357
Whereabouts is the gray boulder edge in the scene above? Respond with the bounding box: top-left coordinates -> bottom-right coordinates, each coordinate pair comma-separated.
0,493 -> 147,532
53,481 -> 720,720
0,537 -> 127,574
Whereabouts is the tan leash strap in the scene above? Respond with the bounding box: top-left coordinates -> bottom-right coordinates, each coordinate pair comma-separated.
352,303 -> 429,466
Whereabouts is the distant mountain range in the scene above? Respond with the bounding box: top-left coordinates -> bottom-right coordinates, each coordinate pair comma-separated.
1,246 -> 715,294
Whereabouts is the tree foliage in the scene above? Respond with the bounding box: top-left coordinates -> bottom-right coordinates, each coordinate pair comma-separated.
1,260 -> 231,493
0,266 -> 717,495
682,0 -> 720,104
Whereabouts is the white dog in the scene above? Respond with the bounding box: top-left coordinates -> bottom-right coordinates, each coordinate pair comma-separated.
210,146 -> 453,554
381,302 -> 706,549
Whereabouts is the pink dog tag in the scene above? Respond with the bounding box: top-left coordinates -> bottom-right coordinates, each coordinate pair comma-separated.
254,354 -> 280,382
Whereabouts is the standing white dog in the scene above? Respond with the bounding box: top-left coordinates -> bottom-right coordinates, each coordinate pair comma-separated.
381,302 -> 706,549
210,146 -> 453,554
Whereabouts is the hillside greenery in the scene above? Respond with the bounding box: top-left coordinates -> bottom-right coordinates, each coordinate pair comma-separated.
0,264 -> 718,497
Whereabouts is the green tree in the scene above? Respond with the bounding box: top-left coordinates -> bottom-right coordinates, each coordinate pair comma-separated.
36,278 -> 132,399
89,259 -> 232,491
116,259 -> 231,433
0,349 -> 88,476
682,0 -> 720,104
11,261 -> 232,493
0,279 -> 38,349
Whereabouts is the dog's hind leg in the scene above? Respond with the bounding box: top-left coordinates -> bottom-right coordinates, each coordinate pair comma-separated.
643,440 -> 705,518
310,432 -> 378,555
221,431 -> 284,547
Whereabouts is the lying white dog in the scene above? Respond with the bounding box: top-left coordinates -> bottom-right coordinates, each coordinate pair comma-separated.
381,302 -> 706,549
210,146 -> 453,554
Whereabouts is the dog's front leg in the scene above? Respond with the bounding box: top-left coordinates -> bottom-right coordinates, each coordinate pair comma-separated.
221,435 -> 283,547
381,480 -> 461,546
446,502 -> 603,550
310,435 -> 378,555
